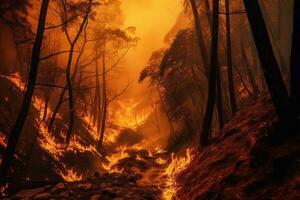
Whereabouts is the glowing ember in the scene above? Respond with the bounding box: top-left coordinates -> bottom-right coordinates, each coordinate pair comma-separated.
0,132 -> 7,148
1,73 -> 26,92
102,146 -> 129,173
163,148 -> 194,200
112,99 -> 152,129
81,115 -> 100,141
55,166 -> 83,182
5,73 -> 99,180
136,154 -> 144,161
156,157 -> 167,165
0,183 -> 9,197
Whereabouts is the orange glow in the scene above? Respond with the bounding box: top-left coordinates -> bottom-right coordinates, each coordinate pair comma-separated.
156,157 -> 167,165
55,165 -> 83,182
0,132 -> 6,148
5,73 -> 100,180
112,99 -> 152,129
162,148 -> 194,200
102,145 -> 129,173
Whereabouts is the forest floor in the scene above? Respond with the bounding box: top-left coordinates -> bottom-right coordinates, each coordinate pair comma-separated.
177,95 -> 300,200
3,96 -> 300,200
2,149 -> 168,200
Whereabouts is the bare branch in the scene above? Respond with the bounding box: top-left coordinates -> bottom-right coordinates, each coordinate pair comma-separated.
108,81 -> 131,104
39,50 -> 78,61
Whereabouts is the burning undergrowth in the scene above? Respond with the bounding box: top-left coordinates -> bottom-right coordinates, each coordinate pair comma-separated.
1,73 -> 197,199
0,73 -> 104,181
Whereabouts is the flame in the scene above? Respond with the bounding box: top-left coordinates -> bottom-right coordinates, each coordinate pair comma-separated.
0,132 -> 7,148
136,154 -> 144,161
0,183 -> 9,197
4,73 -> 193,200
4,73 -> 100,180
81,115 -> 100,141
112,99 -> 152,129
147,150 -> 153,157
1,73 -> 26,92
162,148 -> 194,200
102,145 -> 129,173
156,157 -> 167,165
55,165 -> 83,182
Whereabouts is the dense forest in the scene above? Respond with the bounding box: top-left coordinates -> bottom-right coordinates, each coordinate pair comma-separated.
0,0 -> 299,199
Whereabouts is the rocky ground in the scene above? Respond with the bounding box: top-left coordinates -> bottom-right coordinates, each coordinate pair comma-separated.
2,149 -> 168,200
3,173 -> 160,200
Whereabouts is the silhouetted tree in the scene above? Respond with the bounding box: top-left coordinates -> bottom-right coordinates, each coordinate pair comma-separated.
291,0 -> 300,117
99,46 -> 107,148
200,0 -> 220,147
225,0 -> 237,115
190,0 -> 209,75
243,0 -> 297,138
0,0 -> 49,179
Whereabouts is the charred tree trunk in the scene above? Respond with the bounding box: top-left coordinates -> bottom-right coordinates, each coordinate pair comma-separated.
225,0 -> 237,115
240,34 -> 259,95
204,0 -> 212,31
243,0 -> 297,137
216,65 -> 224,129
95,48 -> 102,134
0,0 -> 49,178
157,86 -> 176,139
65,46 -> 75,144
200,0 -> 219,147
64,1 -> 91,144
48,87 -> 66,132
99,47 -> 107,148
291,1 -> 300,117
190,0 -> 209,75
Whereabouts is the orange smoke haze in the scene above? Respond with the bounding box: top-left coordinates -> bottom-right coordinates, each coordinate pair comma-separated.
23,0 -> 183,150
118,0 -> 182,98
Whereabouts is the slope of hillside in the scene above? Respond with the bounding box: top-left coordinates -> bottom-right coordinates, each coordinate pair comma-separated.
177,96 -> 300,200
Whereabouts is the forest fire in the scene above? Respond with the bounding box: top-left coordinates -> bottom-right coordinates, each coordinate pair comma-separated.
55,165 -> 83,182
4,73 -> 99,179
163,148 -> 194,200
102,146 -> 130,173
1,0 -> 299,199
113,99 -> 152,130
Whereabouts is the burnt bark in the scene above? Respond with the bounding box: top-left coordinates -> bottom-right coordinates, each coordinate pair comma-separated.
240,33 -> 259,95
225,0 -> 237,115
95,48 -> 102,134
0,0 -> 49,178
190,0 -> 209,75
200,0 -> 219,147
290,1 -> 300,117
243,0 -> 297,137
99,47 -> 107,148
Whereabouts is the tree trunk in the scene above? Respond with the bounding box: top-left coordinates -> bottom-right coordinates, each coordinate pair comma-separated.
200,0 -> 219,147
157,86 -> 176,140
65,45 -> 75,144
290,0 -> 300,117
225,0 -> 237,115
99,47 -> 107,148
216,65 -> 224,129
259,1 -> 288,76
64,3 -> 91,144
48,87 -> 66,132
0,0 -> 49,178
240,33 -> 259,95
190,0 -> 209,75
243,0 -> 296,136
95,48 -> 102,134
